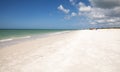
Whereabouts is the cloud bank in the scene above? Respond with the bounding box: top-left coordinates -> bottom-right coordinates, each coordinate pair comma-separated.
90,0 -> 120,9
57,0 -> 120,26
89,0 -> 120,25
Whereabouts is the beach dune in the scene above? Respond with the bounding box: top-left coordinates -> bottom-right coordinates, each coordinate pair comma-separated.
0,29 -> 120,72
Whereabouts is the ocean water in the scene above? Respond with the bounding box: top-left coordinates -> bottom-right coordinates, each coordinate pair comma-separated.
0,29 -> 70,42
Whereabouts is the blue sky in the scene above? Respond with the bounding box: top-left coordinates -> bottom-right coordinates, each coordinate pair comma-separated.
0,0 -> 120,29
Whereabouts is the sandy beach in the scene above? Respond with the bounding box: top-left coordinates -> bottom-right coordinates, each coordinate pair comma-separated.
0,29 -> 120,72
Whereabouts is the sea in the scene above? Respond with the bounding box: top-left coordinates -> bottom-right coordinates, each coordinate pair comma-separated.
0,29 -> 71,42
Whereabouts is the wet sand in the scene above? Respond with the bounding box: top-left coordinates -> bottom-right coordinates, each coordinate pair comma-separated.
0,29 -> 120,72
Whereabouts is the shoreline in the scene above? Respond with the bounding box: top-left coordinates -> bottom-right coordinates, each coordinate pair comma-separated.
0,31 -> 71,48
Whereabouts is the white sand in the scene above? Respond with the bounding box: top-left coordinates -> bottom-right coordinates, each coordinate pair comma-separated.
0,29 -> 120,72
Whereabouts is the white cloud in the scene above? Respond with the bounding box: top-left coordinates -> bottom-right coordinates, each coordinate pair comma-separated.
64,12 -> 77,20
96,19 -> 106,23
106,19 -> 116,23
78,2 -> 91,12
89,8 -> 106,19
69,0 -> 76,5
64,15 -> 71,20
71,12 -> 77,17
57,5 -> 70,14
90,22 -> 97,24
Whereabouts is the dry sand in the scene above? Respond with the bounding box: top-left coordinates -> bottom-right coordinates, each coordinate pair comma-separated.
0,29 -> 120,72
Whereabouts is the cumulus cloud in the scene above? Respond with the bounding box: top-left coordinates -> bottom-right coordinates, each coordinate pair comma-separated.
57,5 -> 70,14
78,2 -> 91,12
71,12 -> 77,17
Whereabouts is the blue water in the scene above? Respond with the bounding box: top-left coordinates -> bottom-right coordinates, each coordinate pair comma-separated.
0,29 -> 70,40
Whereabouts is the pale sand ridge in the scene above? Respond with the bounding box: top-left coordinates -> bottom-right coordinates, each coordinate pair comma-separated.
0,29 -> 120,72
